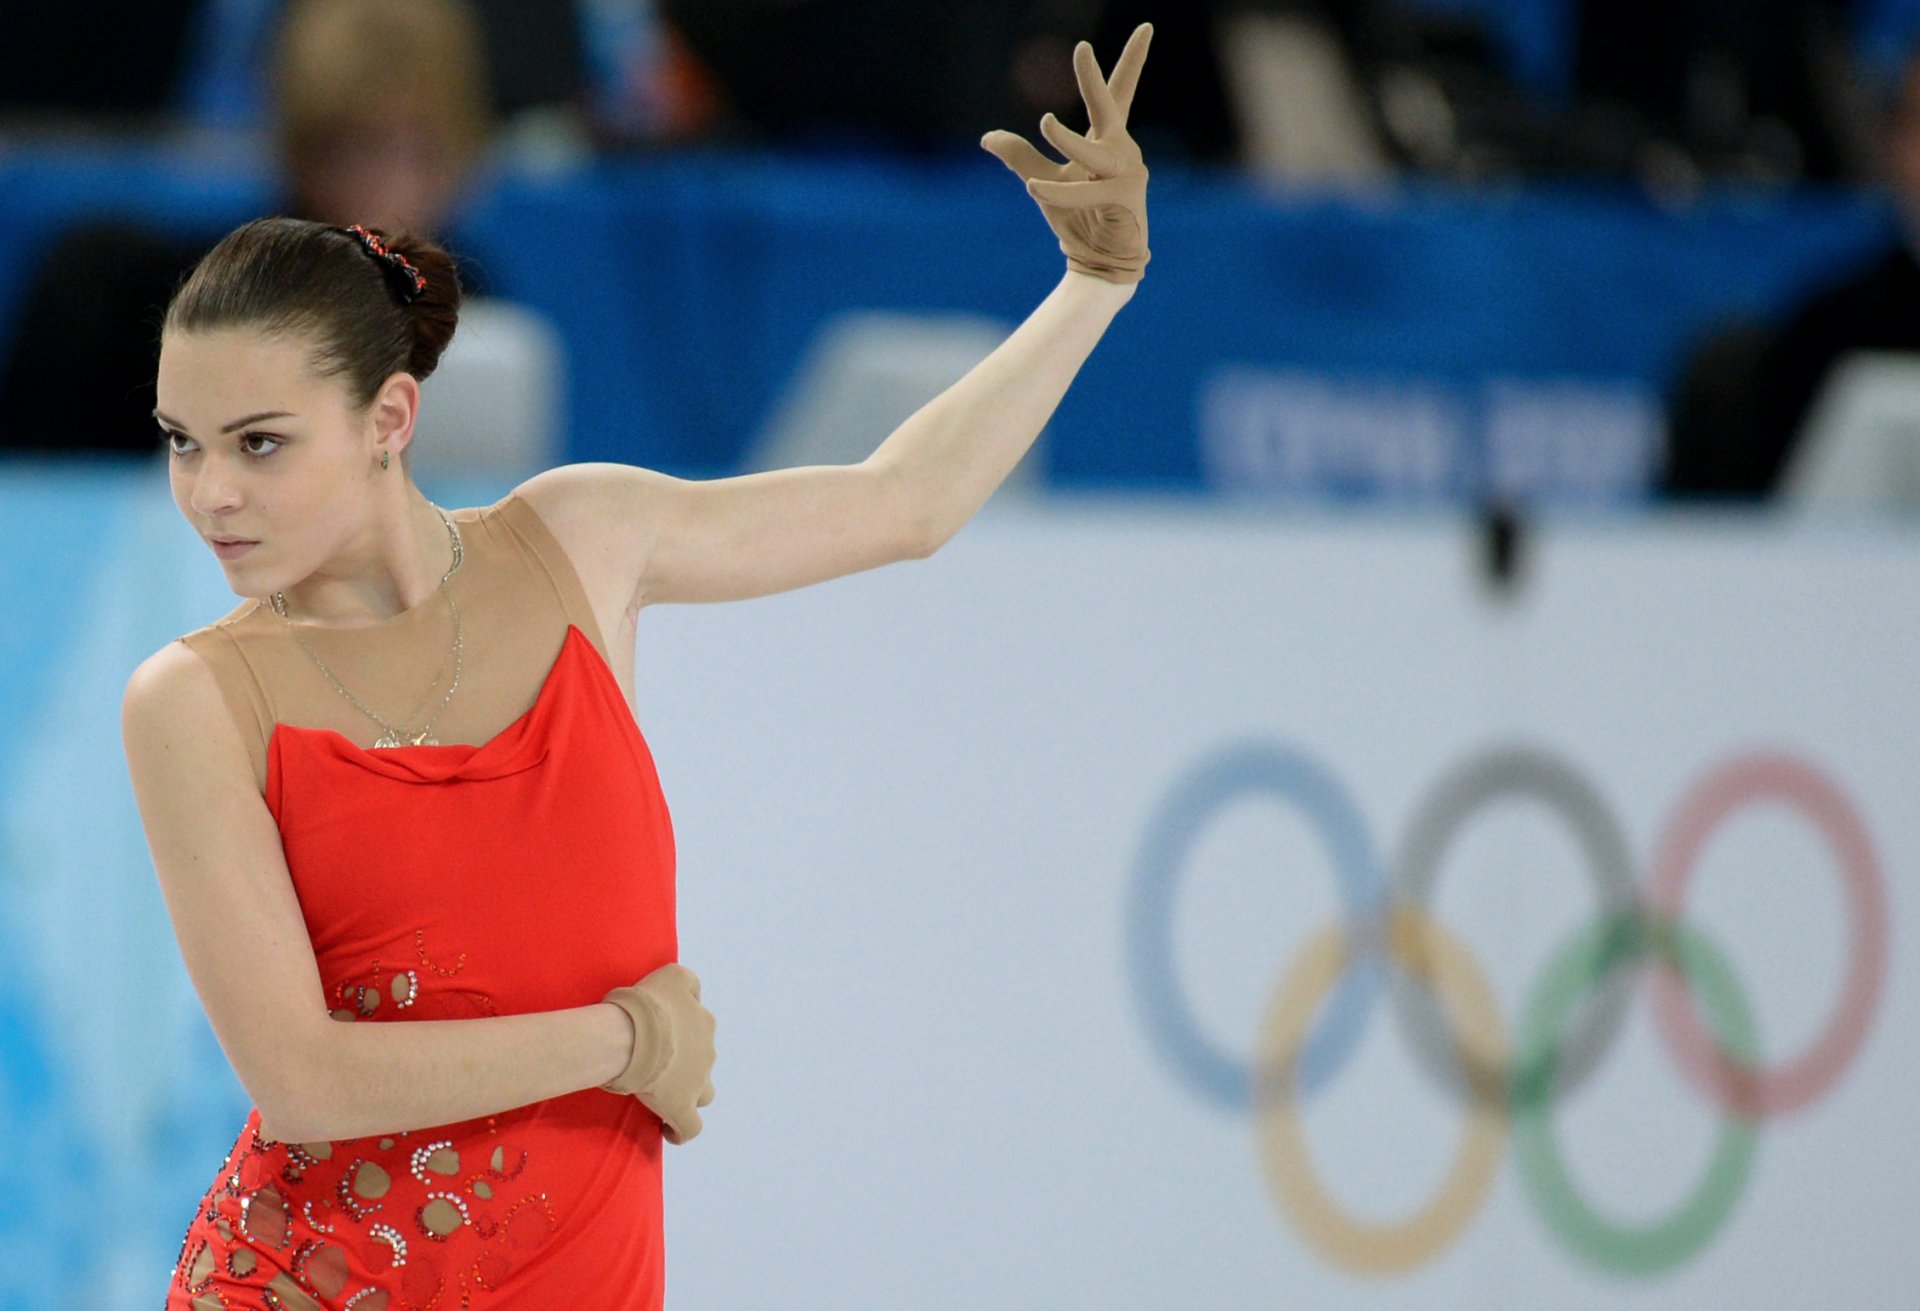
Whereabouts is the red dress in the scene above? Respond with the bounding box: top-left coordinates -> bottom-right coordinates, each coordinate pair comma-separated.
164,498 -> 679,1311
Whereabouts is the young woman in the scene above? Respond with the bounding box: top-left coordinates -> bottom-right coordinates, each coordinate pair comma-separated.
124,25 -> 1151,1310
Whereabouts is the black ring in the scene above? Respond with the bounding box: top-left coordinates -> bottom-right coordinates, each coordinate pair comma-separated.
1386,744 -> 1640,1109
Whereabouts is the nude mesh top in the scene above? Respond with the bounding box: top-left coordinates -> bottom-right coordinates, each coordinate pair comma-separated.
175,490 -> 612,797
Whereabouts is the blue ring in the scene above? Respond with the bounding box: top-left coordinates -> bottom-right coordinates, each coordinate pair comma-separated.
1128,739 -> 1389,1110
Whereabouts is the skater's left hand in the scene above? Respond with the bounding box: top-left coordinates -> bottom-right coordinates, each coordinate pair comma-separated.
981,22 -> 1153,284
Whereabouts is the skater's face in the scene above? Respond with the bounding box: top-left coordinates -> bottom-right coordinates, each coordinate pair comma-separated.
154,325 -> 417,589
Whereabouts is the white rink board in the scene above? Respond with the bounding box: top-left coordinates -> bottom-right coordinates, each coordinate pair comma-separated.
632,505 -> 1920,1311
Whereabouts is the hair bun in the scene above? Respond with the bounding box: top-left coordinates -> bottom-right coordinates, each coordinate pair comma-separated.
378,229 -> 464,381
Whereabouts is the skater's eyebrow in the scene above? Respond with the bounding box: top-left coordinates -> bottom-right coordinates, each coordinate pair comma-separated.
153,409 -> 298,435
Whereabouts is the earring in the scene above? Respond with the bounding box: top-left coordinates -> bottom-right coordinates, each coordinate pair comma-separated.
381,450 -> 391,470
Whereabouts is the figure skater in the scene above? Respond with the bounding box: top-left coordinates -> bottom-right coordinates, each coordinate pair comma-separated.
123,24 -> 1153,1309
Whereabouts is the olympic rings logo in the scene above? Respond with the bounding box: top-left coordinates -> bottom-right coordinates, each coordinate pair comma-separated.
1126,740 -> 1889,1278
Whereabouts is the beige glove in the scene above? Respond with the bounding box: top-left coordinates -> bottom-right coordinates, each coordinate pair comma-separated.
981,23 -> 1154,283
601,962 -> 716,1144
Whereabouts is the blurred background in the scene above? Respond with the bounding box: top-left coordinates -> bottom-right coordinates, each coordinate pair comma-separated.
3,1 -> 1919,1307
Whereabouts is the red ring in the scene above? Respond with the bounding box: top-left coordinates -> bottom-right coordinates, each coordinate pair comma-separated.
1648,752 -> 1887,1118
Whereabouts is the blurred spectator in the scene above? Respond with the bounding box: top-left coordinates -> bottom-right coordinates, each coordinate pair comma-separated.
0,0 -> 498,460
1662,39 -> 1920,498
169,0 -> 713,152
272,0 -> 492,233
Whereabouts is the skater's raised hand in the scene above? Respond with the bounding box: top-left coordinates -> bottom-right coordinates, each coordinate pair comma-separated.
981,22 -> 1153,284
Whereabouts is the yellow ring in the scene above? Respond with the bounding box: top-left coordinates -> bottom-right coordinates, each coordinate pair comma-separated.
1252,906 -> 1508,1276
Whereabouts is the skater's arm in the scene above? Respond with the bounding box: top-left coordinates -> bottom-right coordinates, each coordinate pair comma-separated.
123,642 -> 642,1144
512,29 -> 1155,611
513,271 -> 1132,608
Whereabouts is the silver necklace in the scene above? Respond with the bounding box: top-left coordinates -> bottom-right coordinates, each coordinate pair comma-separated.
268,503 -> 465,748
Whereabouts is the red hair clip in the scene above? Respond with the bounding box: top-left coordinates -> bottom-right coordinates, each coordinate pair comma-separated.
340,223 -> 428,303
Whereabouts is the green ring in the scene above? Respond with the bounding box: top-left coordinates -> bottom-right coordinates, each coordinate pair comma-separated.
1511,916 -> 1760,1276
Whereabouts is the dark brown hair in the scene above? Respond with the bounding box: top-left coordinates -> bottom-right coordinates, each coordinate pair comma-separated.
164,218 -> 463,464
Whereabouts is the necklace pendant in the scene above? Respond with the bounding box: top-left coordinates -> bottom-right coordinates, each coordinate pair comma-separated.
371,727 -> 438,748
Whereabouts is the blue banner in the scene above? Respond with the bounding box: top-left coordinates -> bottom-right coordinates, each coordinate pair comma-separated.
0,145 -> 1892,502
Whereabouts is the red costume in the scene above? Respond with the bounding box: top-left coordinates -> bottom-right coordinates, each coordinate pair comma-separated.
166,493 -> 677,1309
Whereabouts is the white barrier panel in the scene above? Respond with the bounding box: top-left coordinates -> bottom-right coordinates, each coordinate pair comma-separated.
11,483 -> 1915,1307
631,504 -> 1920,1310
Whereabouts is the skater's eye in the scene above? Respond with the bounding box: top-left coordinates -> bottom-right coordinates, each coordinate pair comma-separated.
158,428 -> 286,459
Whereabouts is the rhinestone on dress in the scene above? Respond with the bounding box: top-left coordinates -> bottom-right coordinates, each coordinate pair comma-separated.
409,1139 -> 459,1184
368,1221 -> 409,1266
